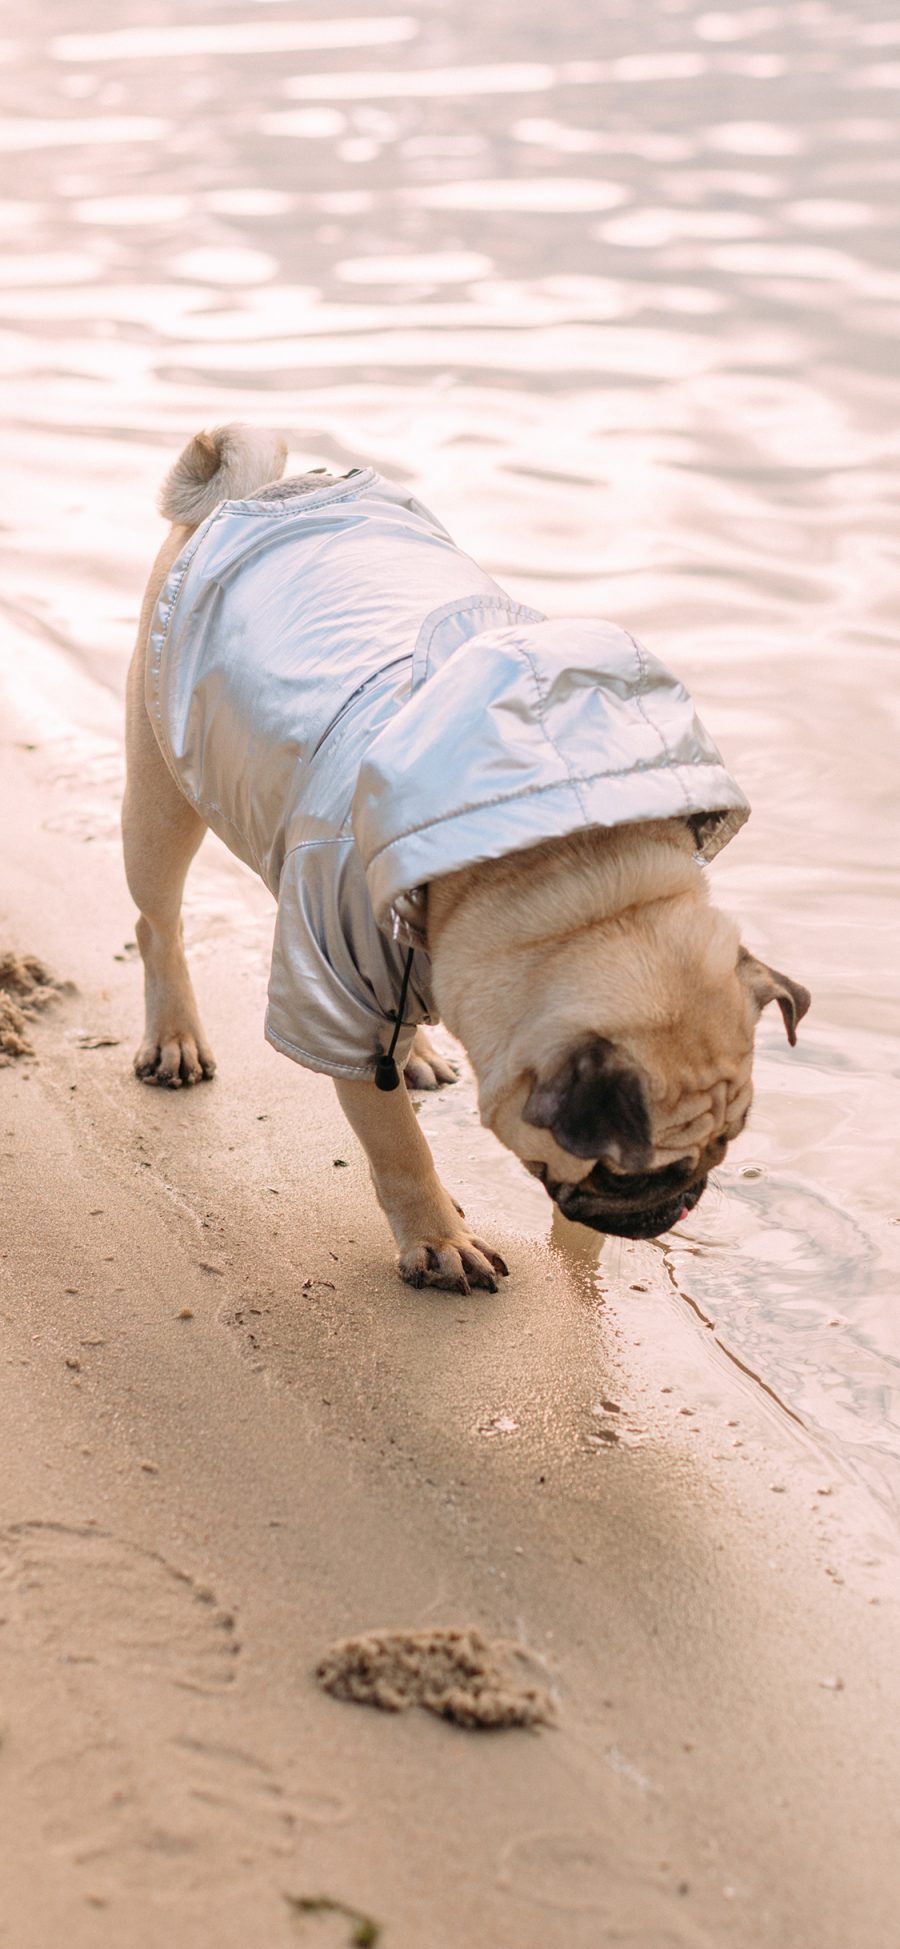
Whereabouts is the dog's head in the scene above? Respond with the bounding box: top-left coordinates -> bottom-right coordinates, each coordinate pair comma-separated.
429,835 -> 810,1241
491,943 -> 809,1238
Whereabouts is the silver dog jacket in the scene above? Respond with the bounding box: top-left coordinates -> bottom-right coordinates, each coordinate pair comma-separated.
148,469 -> 750,1079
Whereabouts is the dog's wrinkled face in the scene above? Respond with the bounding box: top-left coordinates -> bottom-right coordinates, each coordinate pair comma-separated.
477,947 -> 814,1247
521,1034 -> 724,1235
428,828 -> 811,1245
495,952 -> 811,1240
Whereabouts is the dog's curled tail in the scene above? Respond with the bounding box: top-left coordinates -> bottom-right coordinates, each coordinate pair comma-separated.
157,424 -> 289,526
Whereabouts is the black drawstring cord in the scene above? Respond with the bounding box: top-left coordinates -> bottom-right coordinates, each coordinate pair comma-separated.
375,948 -> 416,1092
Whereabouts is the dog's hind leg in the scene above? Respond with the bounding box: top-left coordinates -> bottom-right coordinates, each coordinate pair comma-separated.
122,577 -> 215,1088
122,429 -> 289,1087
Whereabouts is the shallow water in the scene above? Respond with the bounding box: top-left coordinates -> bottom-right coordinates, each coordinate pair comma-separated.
2,1 -> 898,1519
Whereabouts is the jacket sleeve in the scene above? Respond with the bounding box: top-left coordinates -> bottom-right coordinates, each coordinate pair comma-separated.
265,838 -> 432,1078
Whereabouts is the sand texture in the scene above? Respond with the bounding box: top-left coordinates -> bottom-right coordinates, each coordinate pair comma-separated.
4,0 -> 900,1933
0,951 -> 64,1062
1,699 -> 899,1949
316,1627 -> 553,1727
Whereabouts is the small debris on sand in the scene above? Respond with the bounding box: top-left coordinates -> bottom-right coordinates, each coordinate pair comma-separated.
316,1626 -> 553,1729
285,1895 -> 380,1945
0,952 -> 65,1064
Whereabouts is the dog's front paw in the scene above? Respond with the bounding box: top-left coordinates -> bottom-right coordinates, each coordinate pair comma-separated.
134,1031 -> 216,1088
398,1231 -> 509,1296
403,1027 -> 458,1092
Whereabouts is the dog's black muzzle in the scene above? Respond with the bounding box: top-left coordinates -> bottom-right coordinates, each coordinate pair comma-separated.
530,1158 -> 708,1240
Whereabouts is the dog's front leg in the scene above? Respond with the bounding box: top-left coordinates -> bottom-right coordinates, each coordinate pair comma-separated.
334,1077 -> 509,1294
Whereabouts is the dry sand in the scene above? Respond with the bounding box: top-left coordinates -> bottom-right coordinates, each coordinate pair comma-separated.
2,649 -> 900,1949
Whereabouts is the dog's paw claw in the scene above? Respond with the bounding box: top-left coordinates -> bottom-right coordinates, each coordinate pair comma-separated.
133,1036 -> 216,1088
399,1233 -> 508,1295
470,1240 -> 510,1281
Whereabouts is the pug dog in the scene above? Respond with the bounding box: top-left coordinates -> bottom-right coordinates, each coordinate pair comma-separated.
123,426 -> 809,1293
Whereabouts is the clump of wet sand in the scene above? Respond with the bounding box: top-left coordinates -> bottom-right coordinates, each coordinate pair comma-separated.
0,953 -> 64,1064
316,1626 -> 553,1729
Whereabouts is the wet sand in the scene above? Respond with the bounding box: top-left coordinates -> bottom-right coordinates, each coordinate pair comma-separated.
2,648 -> 900,1947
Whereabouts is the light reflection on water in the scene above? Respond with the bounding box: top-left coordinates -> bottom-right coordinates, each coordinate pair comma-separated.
1,0 -> 898,1515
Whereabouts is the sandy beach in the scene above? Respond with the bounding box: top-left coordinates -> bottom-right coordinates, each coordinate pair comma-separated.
2,615 -> 899,1947
3,0 -> 900,1937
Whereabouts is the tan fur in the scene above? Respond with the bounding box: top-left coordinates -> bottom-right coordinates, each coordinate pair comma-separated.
125,426 -> 808,1292
427,823 -> 755,1179
157,424 -> 288,526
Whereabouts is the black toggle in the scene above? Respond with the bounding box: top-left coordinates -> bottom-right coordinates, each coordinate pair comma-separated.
374,948 -> 415,1094
375,1054 -> 401,1092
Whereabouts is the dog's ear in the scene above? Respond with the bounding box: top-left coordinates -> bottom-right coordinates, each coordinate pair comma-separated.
738,948 -> 811,1047
523,1034 -> 652,1167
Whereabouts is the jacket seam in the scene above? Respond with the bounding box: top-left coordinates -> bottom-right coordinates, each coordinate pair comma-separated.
412,595 -> 544,686
281,835 -> 354,865
512,641 -> 592,823
265,1016 -> 388,1078
157,471 -> 375,662
222,468 -> 377,519
146,505 -> 236,785
625,630 -> 693,815
363,757 -> 732,868
147,476 -> 379,824
147,505 -> 229,738
309,654 -> 412,763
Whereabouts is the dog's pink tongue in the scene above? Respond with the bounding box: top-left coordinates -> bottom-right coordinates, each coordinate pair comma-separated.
676,1207 -> 690,1223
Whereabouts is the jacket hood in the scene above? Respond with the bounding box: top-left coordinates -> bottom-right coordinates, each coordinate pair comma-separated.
352,618 -> 750,940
